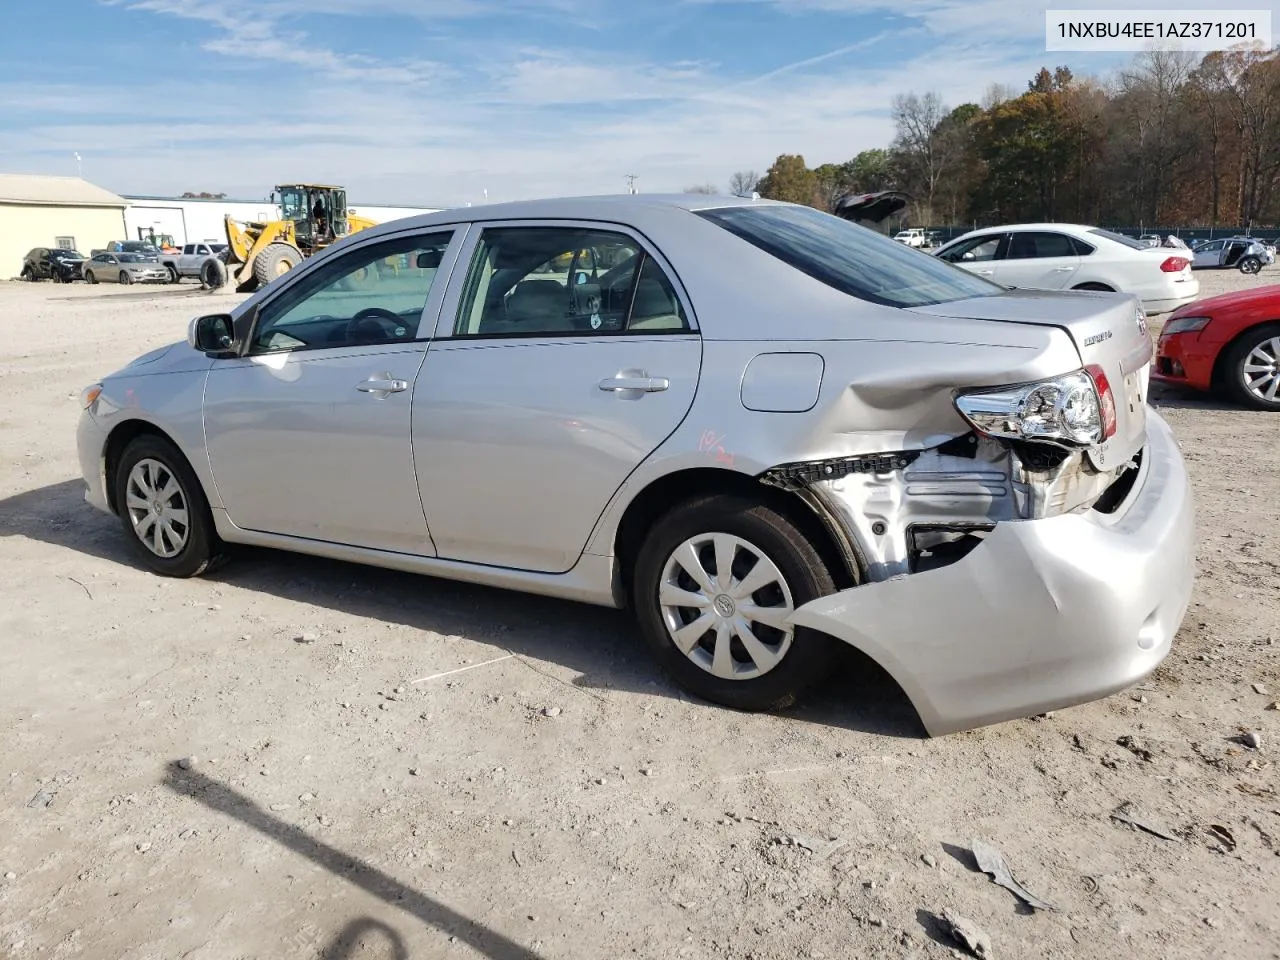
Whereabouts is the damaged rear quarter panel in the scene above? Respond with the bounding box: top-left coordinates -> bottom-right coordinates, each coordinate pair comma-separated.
586,316 -> 1084,559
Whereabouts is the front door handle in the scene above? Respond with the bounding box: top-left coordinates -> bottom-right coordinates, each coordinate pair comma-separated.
356,375 -> 408,397
598,376 -> 669,393
1052,266 -> 1075,272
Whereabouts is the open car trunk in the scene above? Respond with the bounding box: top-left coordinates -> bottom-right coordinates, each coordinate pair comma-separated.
831,190 -> 911,227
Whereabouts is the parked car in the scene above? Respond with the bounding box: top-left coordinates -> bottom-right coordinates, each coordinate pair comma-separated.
1190,237 -> 1272,273
75,195 -> 1194,736
893,228 -> 927,247
1138,234 -> 1162,247
161,242 -> 230,283
1153,284 -> 1280,410
20,246 -> 86,282
933,223 -> 1199,314
83,252 -> 171,285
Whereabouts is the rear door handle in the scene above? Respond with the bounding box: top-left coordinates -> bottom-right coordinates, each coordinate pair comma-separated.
356,375 -> 408,397
598,376 -> 669,393
1052,266 -> 1075,272
975,269 -> 995,276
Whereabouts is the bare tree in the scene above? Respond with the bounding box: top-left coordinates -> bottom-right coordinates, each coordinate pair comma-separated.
684,184 -> 720,194
891,91 -> 954,223
728,171 -> 760,197
981,83 -> 1017,110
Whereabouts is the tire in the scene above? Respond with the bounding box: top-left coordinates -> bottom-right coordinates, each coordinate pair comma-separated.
631,494 -> 841,712
253,243 -> 301,287
1220,323 -> 1280,411
167,264 -> 180,284
86,270 -> 97,284
1239,256 -> 1262,275
201,257 -> 228,289
114,435 -> 223,578
120,270 -> 133,285
21,266 -> 36,282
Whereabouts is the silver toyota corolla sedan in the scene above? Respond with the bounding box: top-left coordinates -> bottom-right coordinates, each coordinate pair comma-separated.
75,195 -> 1196,735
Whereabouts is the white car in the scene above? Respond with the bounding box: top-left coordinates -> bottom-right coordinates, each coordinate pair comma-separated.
893,228 -> 927,247
934,224 -> 1199,315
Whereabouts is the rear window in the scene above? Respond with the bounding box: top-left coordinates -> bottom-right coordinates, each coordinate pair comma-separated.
697,204 -> 1000,308
1088,228 -> 1145,251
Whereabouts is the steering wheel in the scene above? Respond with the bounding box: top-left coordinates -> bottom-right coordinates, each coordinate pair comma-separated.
344,307 -> 412,343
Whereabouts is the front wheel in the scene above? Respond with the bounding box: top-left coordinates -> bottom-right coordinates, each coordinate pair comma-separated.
114,435 -> 223,577
631,494 -> 840,711
85,270 -> 97,284
167,265 -> 180,284
1239,256 -> 1262,275
119,270 -> 133,285
1222,324 -> 1280,411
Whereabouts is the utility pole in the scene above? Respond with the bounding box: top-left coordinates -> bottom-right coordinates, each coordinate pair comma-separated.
624,174 -> 638,195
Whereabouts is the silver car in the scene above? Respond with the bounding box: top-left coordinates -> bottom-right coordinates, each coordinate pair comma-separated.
84,252 -> 171,285
75,195 -> 1195,736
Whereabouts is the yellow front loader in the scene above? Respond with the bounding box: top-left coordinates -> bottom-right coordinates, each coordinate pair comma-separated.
221,183 -> 377,292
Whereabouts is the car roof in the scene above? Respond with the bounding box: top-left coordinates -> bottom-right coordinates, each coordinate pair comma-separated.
348,193 -> 769,239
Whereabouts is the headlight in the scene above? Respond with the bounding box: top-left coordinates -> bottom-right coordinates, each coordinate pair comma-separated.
955,367 -> 1116,447
1162,316 -> 1211,336
80,383 -> 103,409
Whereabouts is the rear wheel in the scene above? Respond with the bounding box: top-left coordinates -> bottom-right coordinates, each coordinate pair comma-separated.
253,243 -> 301,287
114,435 -> 223,577
631,494 -> 841,711
1239,256 -> 1262,275
119,270 -> 133,285
1221,324 -> 1280,411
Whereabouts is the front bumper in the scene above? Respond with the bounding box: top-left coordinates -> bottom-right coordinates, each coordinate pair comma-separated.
130,270 -> 170,282
1152,330 -> 1216,392
789,410 -> 1195,736
77,409 -> 112,515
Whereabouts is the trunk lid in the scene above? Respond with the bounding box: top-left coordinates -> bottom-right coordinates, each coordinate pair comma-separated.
909,289 -> 1152,471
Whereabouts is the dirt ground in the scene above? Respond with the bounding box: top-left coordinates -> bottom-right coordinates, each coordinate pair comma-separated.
1,267 -> 1278,960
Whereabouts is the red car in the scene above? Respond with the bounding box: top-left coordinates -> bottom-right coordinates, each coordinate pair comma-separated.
1152,285 -> 1280,410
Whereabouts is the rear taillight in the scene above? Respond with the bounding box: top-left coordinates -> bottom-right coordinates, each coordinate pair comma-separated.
955,369 -> 1113,448
1160,256 -> 1189,272
1085,364 -> 1117,440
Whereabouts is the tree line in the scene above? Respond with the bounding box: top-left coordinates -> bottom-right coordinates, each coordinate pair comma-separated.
695,47 -> 1280,230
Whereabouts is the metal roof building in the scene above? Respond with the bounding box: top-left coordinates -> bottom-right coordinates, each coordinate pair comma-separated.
0,174 -> 127,277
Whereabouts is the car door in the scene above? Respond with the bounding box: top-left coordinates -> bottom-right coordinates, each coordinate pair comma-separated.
99,254 -> 120,281
935,233 -> 1006,280
202,227 -> 462,554
412,221 -> 702,573
991,231 -> 1082,289
1192,240 -> 1224,269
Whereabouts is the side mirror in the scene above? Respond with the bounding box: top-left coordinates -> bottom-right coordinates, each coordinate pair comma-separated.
189,313 -> 235,354
416,249 -> 443,269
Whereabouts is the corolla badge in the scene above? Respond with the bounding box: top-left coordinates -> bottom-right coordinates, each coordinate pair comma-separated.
1083,330 -> 1113,347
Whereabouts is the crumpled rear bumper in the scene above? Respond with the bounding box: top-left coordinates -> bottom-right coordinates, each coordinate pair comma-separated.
788,410 -> 1196,736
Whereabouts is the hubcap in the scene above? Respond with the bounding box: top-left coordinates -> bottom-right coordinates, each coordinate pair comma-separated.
1242,336 -> 1280,404
658,532 -> 795,680
125,458 -> 190,558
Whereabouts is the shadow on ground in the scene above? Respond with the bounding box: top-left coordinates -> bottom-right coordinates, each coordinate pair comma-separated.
164,763 -> 544,960
0,479 -> 925,739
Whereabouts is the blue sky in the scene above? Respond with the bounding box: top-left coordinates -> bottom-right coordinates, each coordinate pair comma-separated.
0,0 -> 1231,205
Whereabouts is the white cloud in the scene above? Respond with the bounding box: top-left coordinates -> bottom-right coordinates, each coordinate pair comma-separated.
3,0 -> 1151,202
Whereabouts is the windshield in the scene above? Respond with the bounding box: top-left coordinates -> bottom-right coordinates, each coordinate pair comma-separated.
279,187 -> 306,221
50,249 -> 84,260
118,253 -> 153,263
1088,228 -> 1145,251
698,204 -> 1001,308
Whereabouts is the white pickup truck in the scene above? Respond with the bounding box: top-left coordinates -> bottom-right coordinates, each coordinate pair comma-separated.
160,243 -> 229,283
893,228 -> 928,248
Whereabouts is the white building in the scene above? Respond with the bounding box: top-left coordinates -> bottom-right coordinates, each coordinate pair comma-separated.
122,195 -> 446,247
